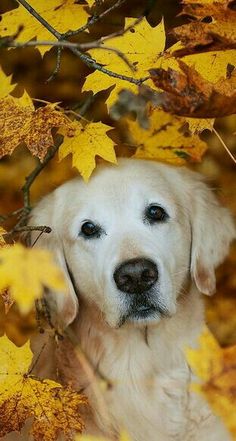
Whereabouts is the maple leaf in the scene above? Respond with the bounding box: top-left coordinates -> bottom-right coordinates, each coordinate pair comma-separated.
0,68 -> 15,98
172,0 -> 236,56
59,121 -> 117,181
0,0 -> 90,56
127,107 -> 207,165
0,335 -> 86,440
0,243 -> 67,314
0,96 -> 72,160
83,18 -> 166,106
149,61 -> 236,118
186,327 -> 236,438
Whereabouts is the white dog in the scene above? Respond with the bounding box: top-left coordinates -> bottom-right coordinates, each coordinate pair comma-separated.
26,159 -> 234,441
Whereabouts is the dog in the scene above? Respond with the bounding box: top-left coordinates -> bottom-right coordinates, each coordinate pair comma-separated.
26,158 -> 234,441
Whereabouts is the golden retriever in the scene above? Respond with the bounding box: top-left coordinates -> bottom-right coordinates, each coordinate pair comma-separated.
10,159 -> 235,441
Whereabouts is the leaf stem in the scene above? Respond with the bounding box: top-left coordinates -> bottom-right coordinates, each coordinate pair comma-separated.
63,0 -> 127,37
212,127 -> 236,164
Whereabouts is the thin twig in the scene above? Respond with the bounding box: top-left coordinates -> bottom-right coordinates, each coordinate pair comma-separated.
17,0 -> 60,39
9,39 -> 135,72
31,229 -> 49,247
70,47 -> 146,85
22,144 -> 60,215
15,0 -> 146,84
213,127 -> 236,164
63,0 -> 127,37
0,208 -> 25,224
46,46 -> 62,83
3,225 -> 52,236
98,16 -> 143,44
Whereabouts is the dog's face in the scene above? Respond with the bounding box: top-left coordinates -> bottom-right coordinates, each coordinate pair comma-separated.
30,159 -> 235,329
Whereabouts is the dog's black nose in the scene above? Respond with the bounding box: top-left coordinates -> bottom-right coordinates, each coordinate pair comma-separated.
114,258 -> 158,294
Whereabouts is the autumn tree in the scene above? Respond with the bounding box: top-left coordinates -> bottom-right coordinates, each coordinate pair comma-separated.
0,0 -> 235,440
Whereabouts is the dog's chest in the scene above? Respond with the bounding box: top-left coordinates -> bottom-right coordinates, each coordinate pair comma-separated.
82,335 -> 191,441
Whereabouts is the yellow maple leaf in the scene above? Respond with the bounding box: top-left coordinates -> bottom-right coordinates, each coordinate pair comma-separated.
0,243 -> 67,314
83,18 -> 166,106
0,96 -> 72,160
186,327 -> 236,438
0,0 -> 90,56
59,121 -> 117,181
0,335 -> 86,440
0,68 -> 15,98
128,108 -> 207,165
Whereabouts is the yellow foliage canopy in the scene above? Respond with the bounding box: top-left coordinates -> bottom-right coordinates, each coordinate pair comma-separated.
0,336 -> 86,440
0,243 -> 67,314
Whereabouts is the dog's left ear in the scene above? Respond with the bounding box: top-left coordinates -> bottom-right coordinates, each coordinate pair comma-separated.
28,191 -> 79,329
188,174 -> 235,295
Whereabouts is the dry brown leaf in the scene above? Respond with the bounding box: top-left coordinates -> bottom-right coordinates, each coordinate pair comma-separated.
149,61 -> 236,118
173,0 -> 236,56
0,97 -> 72,160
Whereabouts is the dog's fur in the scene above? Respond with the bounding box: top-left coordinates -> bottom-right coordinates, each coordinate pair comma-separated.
21,160 -> 235,440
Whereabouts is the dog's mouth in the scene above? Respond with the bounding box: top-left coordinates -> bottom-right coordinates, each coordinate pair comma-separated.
119,300 -> 169,326
130,304 -> 157,318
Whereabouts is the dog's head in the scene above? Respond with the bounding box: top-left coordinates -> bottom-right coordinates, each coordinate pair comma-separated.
30,159 -> 235,329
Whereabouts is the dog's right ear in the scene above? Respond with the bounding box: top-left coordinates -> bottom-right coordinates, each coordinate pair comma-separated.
29,192 -> 79,330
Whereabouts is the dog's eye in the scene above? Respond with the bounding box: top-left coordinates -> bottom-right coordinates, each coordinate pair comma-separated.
145,205 -> 168,223
81,221 -> 101,238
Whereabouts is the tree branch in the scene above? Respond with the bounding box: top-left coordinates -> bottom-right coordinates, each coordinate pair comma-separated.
15,0 -> 147,84
62,0 -> 127,37
7,39 -> 136,73
17,0 -> 61,39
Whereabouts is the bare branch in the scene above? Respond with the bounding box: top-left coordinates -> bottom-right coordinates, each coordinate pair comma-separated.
17,0 -> 60,39
15,0 -> 146,84
22,144 -> 59,214
70,47 -> 146,85
3,225 -> 52,239
8,39 -> 136,73
0,208 -> 25,224
46,47 -> 62,83
63,0 -> 127,37
98,16 -> 143,44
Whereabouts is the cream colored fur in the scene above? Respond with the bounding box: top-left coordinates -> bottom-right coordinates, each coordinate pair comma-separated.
4,159 -> 235,441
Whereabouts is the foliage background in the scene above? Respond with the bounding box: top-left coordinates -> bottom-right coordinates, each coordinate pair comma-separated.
0,0 -> 235,439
